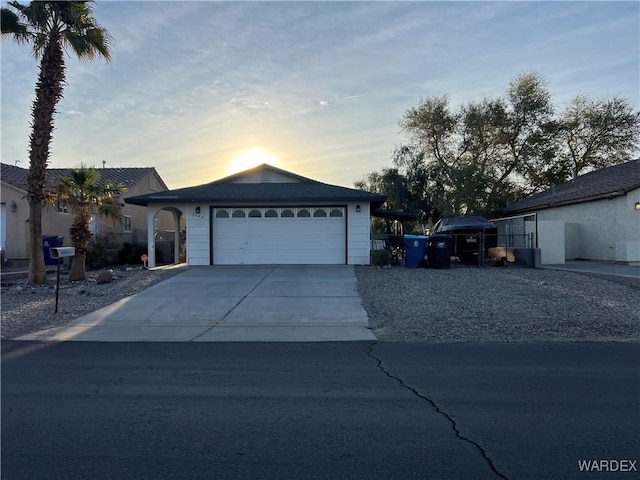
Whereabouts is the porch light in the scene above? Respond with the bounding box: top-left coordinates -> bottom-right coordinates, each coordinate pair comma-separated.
635,202 -> 640,211
9,201 -> 17,212
356,205 -> 361,213
195,206 -> 201,215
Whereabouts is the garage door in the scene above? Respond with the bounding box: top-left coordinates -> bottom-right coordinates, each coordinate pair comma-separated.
212,207 -> 346,265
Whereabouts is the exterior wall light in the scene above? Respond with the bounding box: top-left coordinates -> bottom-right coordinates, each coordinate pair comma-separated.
635,201 -> 640,211
195,206 -> 201,215
9,201 -> 17,212
356,205 -> 361,213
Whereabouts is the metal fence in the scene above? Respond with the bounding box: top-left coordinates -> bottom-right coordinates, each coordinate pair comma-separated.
446,232 -> 536,267
372,231 -> 537,268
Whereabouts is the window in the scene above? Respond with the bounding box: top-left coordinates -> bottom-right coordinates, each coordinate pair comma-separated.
232,209 -> 246,218
149,176 -> 157,191
57,201 -> 69,215
248,209 -> 262,218
89,214 -> 98,235
330,208 -> 343,218
216,210 -> 229,218
123,215 -> 132,233
265,209 -> 278,218
281,209 -> 294,218
297,208 -> 310,218
313,209 -> 327,218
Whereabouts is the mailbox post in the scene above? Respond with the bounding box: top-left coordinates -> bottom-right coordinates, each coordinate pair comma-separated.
50,247 -> 76,314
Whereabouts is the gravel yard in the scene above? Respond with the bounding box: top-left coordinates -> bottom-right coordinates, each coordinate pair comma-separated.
2,264 -> 638,342
1,266 -> 187,340
356,265 -> 640,343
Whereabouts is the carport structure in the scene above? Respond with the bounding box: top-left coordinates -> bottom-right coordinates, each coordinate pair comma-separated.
126,164 -> 385,267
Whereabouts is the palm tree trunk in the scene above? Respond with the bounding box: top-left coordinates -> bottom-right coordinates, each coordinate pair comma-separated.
69,252 -> 87,282
69,213 -> 92,282
27,201 -> 47,284
26,36 -> 65,284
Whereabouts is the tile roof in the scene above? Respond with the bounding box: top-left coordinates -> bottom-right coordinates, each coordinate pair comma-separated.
1,163 -> 166,193
503,159 -> 640,215
126,163 -> 386,207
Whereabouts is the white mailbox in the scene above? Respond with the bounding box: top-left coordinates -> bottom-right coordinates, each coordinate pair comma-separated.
50,246 -> 76,258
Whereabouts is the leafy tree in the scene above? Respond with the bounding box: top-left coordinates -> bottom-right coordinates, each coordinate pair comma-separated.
53,166 -> 124,281
399,75 -> 546,218
559,95 -> 640,178
355,168 -> 411,233
1,1 -> 112,284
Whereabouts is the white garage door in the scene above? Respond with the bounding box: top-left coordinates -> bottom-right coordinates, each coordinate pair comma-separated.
213,207 -> 346,265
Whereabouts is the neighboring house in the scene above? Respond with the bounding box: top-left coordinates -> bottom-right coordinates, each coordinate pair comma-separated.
126,163 -> 386,267
495,159 -> 640,265
0,163 -> 173,260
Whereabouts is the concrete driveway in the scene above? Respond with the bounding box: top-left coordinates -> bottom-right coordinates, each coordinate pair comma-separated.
18,265 -> 376,342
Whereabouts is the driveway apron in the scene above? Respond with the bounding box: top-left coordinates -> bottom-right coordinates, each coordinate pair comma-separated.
18,265 -> 376,342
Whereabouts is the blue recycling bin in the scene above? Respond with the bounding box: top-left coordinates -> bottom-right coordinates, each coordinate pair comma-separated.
43,235 -> 64,265
403,235 -> 427,268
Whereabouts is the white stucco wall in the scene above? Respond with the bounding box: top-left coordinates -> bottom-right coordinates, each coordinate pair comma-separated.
537,221 -> 565,265
537,189 -> 640,261
186,204 -> 210,266
347,202 -> 371,265
564,223 -> 580,260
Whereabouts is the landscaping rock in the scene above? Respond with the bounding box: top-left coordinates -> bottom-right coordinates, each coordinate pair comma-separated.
96,271 -> 113,284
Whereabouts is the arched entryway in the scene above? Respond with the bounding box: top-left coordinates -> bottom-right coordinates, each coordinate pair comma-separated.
145,206 -> 184,268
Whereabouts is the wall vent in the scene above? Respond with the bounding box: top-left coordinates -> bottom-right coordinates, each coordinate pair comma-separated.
261,171 -> 272,183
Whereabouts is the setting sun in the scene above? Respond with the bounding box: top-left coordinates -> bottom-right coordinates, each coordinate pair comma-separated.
228,149 -> 278,174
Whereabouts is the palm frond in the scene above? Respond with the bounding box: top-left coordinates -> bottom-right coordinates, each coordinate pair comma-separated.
1,7 -> 30,42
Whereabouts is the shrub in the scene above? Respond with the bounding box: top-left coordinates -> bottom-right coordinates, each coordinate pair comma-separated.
372,249 -> 391,266
85,234 -> 120,270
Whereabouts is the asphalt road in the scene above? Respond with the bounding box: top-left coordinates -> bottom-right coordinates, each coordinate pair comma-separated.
2,341 -> 638,480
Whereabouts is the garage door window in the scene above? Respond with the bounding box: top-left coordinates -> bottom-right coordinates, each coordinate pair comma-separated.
216,207 -> 344,219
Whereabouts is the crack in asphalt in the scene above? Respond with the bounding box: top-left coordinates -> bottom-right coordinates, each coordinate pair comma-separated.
188,266 -> 279,341
366,342 -> 509,480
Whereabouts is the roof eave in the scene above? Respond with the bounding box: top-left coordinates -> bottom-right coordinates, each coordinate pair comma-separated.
504,190 -> 629,215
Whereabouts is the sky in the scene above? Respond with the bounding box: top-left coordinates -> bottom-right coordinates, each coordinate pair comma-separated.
1,1 -> 639,190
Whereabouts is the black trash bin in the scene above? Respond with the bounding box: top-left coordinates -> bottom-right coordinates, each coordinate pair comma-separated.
43,235 -> 64,265
427,234 -> 452,269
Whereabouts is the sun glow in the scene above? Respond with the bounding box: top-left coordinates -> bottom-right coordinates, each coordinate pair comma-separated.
228,149 -> 278,174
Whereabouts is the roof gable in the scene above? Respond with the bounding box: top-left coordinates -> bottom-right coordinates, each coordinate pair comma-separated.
1,163 -> 167,193
214,163 -> 318,185
503,159 -> 640,214
126,163 -> 386,207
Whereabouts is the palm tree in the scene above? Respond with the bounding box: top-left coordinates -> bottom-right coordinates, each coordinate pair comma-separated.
1,1 -> 112,284
54,165 -> 124,281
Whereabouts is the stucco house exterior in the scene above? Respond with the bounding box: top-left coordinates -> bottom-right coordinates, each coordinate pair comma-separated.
126,164 -> 386,267
1,163 -> 173,260
495,159 -> 640,265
